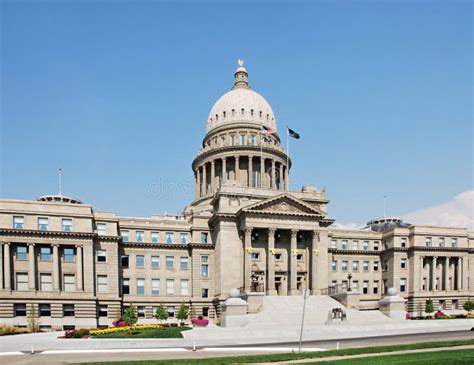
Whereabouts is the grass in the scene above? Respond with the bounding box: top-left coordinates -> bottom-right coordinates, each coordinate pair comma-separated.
92,327 -> 192,339
76,338 -> 474,364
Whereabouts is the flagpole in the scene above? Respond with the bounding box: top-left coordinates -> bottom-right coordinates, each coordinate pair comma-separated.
286,126 -> 289,191
260,121 -> 263,188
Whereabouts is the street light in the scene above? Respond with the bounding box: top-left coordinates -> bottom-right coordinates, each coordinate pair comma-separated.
347,273 -> 352,292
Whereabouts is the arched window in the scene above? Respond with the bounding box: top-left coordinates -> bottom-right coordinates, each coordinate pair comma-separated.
223,111 -> 226,118
250,109 -> 254,116
231,109 -> 235,116
241,108 -> 244,115
259,111 -> 262,118
216,114 -> 218,121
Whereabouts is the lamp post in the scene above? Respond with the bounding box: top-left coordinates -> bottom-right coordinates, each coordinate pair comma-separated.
347,273 -> 353,292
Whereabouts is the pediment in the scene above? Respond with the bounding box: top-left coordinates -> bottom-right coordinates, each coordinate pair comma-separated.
242,194 -> 325,217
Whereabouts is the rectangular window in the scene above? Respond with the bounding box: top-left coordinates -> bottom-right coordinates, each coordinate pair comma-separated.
166,232 -> 174,244
230,134 -> 236,146
136,255 -> 145,268
383,260 -> 389,271
63,304 -> 75,317
201,232 -> 208,244
250,135 -> 255,145
363,241 -> 369,251
331,260 -> 337,272
400,278 -> 407,292
137,306 -> 146,318
438,237 -> 445,247
374,241 -> 379,250
16,273 -> 28,291
97,275 -> 108,293
152,279 -> 160,295
401,258 -> 407,269
121,255 -> 129,268
363,261 -> 369,272
341,280 -> 348,291
425,237 -> 432,247
97,223 -> 106,236
401,238 -> 407,247
202,288 -> 209,298
136,231 -> 144,242
16,246 -> 27,260
166,256 -> 174,269
180,233 -> 189,244
180,257 -> 189,269
452,238 -> 458,247
241,134 -> 246,145
40,247 -> 51,261
331,239 -> 337,249
275,253 -> 282,260
120,230 -> 129,242
352,240 -> 358,250
180,279 -> 189,295
62,218 -> 72,232
373,261 -> 379,271
122,278 -> 130,295
137,278 -> 145,295
151,256 -> 160,269
64,274 -> 76,292
363,281 -> 369,294
383,279 -> 388,294
96,249 -> 107,263
38,217 -> 48,231
40,273 -> 52,291
64,248 -> 74,262
14,303 -> 27,316
341,261 -> 348,272
351,280 -> 358,292
251,252 -> 260,260
201,255 -> 209,277
296,254 -> 303,261
202,307 -> 209,317
167,305 -> 175,318
13,216 -> 24,229
352,261 -> 359,272
166,279 -> 174,295
39,304 -> 51,316
98,305 -> 108,317
341,240 -> 348,250
373,280 -> 379,294
151,231 -> 159,243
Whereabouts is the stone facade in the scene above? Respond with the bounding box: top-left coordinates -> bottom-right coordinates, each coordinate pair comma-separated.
0,62 -> 472,330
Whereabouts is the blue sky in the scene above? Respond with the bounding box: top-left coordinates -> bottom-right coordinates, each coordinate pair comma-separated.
1,0 -> 472,225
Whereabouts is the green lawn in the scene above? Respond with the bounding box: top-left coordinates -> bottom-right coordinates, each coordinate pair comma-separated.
76,339 -> 474,364
92,327 -> 192,339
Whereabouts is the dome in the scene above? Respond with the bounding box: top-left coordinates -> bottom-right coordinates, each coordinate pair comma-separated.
206,60 -> 277,133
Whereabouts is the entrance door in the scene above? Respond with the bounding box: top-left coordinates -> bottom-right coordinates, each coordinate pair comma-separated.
275,276 -> 282,296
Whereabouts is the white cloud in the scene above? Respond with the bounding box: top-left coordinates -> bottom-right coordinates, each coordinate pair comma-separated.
402,190 -> 474,230
332,222 -> 366,230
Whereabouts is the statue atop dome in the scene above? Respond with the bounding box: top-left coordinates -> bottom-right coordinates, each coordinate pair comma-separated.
233,59 -> 249,90
238,59 -> 244,67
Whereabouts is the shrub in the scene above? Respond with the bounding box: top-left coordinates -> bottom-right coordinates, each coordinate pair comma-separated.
425,299 -> 434,316
90,324 -> 162,336
123,304 -> 138,326
154,303 -> 168,324
463,300 -> 474,314
405,313 -> 412,320
112,320 -> 129,327
0,326 -> 31,336
177,303 -> 189,325
434,310 -> 445,318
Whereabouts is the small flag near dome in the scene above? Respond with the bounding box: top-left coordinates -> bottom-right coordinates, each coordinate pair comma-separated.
287,127 -> 300,139
261,125 -> 275,135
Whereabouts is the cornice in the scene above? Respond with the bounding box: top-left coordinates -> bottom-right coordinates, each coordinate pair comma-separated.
329,248 -> 381,256
0,228 -> 107,240
121,241 -> 215,250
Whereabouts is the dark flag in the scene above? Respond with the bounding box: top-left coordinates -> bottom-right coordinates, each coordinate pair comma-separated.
288,128 -> 300,139
261,125 -> 276,135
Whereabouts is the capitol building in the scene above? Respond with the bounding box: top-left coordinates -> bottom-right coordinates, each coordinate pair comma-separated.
0,62 -> 472,330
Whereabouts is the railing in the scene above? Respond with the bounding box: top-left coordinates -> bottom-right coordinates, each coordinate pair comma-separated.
321,284 -> 347,296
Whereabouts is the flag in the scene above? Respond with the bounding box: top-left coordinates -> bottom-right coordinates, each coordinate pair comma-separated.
261,125 -> 276,135
261,135 -> 272,143
288,127 -> 300,139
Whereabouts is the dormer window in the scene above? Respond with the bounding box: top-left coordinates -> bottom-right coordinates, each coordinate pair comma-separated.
223,111 -> 226,118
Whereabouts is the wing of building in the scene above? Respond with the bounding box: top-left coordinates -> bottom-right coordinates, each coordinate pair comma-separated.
1,62 -> 472,330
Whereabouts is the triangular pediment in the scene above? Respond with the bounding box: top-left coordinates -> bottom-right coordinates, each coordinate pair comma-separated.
241,194 -> 326,217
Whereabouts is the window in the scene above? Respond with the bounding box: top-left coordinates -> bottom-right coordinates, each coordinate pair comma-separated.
97,275 -> 108,292
202,307 -> 209,317
401,258 -> 407,269
97,223 -> 106,236
166,232 -> 174,244
136,255 -> 145,268
151,232 -> 159,243
201,256 -> 209,277
275,253 -> 282,260
13,216 -> 24,229
352,240 -> 358,250
64,274 -> 76,292
98,305 -> 108,317
167,305 -> 175,318
96,249 -> 107,263
331,260 -> 337,272
137,278 -> 145,295
16,246 -> 27,261
39,304 -> 51,316
296,254 -> 303,261
452,238 -> 458,247
363,241 -> 369,251
363,281 -> 369,294
136,231 -> 144,242
331,240 -> 337,249
425,237 -> 432,247
180,257 -> 189,269
374,241 -> 379,250
40,273 -> 52,291
201,232 -> 208,244
122,278 -> 130,295
341,240 -> 348,250
452,299 -> 459,309
351,280 -> 358,291
180,279 -> 189,295
64,248 -> 74,262
341,281 -> 348,291
202,288 -> 209,298
166,279 -> 175,295
14,304 -> 26,316
40,247 -> 51,261
152,279 -> 160,295
62,219 -> 72,232
401,238 -> 407,248
398,278 -> 406,292
374,261 -> 379,271
180,233 -> 189,244
63,304 -> 75,317
363,261 -> 369,272
230,134 -> 235,146
166,256 -> 174,269
383,260 -> 389,271
151,256 -> 160,269
137,306 -> 146,318
38,217 -> 48,231
438,237 -> 445,247
352,261 -> 359,272
341,261 -> 348,272
250,135 -> 255,145
241,134 -> 246,145
121,255 -> 129,268
383,279 -> 388,294
120,230 -> 129,242
16,273 -> 28,291
251,252 -> 260,260
373,281 -> 379,294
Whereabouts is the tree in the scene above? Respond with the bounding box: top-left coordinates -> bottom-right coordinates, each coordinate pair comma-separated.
123,304 -> 138,325
463,300 -> 474,314
154,303 -> 168,324
27,304 -> 40,333
425,299 -> 434,317
176,303 -> 189,326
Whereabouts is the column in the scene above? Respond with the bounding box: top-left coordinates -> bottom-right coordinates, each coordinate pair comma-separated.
248,156 -> 253,187
456,257 -> 462,291
196,167 -> 201,198
310,231 -> 318,294
222,157 -> 227,182
235,156 -> 240,183
462,257 -> 469,291
0,243 -> 3,290
260,156 -> 264,188
284,166 -> 289,190
202,163 -> 207,196
76,245 -> 83,291
28,243 -> 36,290
444,257 -> 450,291
4,243 -> 11,289
420,256 -> 424,291
271,160 -> 276,189
266,228 -> 277,295
52,244 -> 60,291
244,228 -> 252,292
279,163 -> 284,190
210,160 -> 215,192
431,256 -> 437,291
289,229 -> 298,295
